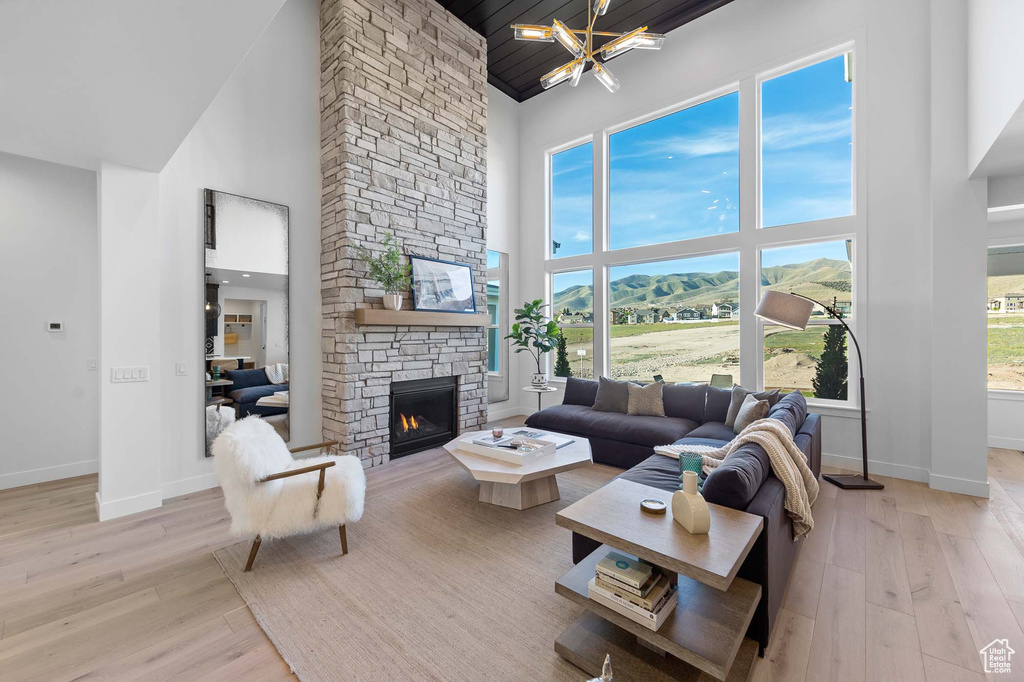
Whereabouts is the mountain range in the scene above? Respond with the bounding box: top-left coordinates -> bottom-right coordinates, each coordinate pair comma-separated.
553,258 -> 851,311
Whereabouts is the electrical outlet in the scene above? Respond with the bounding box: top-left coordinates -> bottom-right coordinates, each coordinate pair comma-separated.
110,366 -> 149,383
175,362 -> 187,376
87,358 -> 99,371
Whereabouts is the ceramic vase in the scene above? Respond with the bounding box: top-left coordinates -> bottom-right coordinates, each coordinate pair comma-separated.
383,294 -> 402,310
672,471 -> 710,534
531,372 -> 548,388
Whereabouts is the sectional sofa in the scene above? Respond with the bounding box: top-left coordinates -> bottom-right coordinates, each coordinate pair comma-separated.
524,377 -> 822,652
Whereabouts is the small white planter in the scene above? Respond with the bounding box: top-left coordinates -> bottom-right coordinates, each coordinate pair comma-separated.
531,372 -> 548,388
383,294 -> 403,310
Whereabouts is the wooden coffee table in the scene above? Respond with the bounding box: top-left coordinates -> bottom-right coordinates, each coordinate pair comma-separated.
555,478 -> 764,681
443,430 -> 592,510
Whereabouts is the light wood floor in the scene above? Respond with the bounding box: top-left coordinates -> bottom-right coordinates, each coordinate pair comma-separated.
3,430 -> 1024,680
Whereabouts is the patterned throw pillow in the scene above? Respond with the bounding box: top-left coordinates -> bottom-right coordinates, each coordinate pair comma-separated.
627,381 -> 666,417
732,394 -> 770,433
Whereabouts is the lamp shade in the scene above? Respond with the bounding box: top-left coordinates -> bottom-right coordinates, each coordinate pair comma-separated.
754,290 -> 814,330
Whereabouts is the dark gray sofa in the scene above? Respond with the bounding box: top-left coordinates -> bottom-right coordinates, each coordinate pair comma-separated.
224,368 -> 288,418
525,377 -> 822,653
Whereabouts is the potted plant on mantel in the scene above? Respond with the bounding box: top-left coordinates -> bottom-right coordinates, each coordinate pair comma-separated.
506,299 -> 560,387
354,232 -> 412,310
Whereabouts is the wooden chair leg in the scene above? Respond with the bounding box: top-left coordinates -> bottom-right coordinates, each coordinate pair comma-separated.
339,524 -> 348,556
244,535 -> 262,572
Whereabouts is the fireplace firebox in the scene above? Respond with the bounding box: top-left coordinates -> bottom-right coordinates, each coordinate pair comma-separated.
390,376 -> 458,458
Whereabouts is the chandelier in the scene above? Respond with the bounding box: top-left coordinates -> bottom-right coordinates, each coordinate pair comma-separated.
511,0 -> 665,93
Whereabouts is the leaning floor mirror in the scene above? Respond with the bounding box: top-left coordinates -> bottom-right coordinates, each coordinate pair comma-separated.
203,189 -> 290,455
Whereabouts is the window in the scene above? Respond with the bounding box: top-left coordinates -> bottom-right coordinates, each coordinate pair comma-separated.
609,92 -> 739,250
609,253 -> 739,383
988,246 -> 1024,391
550,142 -> 593,258
552,270 -> 594,379
761,53 -> 853,228
487,250 -> 510,403
760,240 -> 852,398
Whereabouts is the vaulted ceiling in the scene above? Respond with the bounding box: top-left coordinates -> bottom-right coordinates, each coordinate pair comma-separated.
439,0 -> 736,101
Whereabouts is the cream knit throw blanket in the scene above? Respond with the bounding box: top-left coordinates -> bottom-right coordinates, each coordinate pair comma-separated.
655,418 -> 819,539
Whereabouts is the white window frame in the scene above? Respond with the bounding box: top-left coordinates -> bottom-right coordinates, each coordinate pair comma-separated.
541,39 -> 866,411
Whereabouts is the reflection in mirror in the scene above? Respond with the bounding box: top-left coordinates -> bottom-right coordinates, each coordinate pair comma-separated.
486,250 -> 509,403
204,190 -> 289,455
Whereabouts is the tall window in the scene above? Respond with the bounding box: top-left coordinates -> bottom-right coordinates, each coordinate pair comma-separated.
609,92 -> 739,250
760,240 -> 853,398
552,270 -> 594,379
609,253 -> 739,383
487,249 -> 510,403
761,54 -> 853,228
988,246 -> 1024,391
551,142 -> 593,259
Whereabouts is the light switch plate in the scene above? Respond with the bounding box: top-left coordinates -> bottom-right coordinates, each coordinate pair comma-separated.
87,358 -> 99,371
175,362 -> 187,376
110,366 -> 149,383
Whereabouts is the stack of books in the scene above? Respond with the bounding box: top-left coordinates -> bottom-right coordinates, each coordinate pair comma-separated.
587,550 -> 677,631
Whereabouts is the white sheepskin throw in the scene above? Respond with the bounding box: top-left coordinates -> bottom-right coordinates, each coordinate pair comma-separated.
213,416 -> 366,539
205,405 -> 235,453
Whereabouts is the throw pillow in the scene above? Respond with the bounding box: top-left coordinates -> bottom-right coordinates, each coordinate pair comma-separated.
627,381 -> 666,417
724,385 -> 780,427
563,376 -> 599,407
733,394 -> 770,433
593,376 -> 630,413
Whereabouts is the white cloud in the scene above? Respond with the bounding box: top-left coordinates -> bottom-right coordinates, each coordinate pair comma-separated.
761,109 -> 850,151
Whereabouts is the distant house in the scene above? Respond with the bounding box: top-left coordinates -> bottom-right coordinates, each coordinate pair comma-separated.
990,294 -> 1024,313
676,308 -> 701,321
639,311 -> 657,324
713,303 -> 733,319
834,300 -> 851,316
582,312 -> 594,323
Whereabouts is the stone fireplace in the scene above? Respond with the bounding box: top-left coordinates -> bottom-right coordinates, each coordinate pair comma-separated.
319,0 -> 489,466
390,376 -> 458,458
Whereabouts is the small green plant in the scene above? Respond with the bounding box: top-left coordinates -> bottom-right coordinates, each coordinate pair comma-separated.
354,232 -> 411,294
506,299 -> 560,375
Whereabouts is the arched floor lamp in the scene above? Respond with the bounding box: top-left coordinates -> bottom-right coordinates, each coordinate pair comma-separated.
754,290 -> 883,490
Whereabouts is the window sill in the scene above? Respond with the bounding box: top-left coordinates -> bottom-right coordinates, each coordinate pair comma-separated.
989,390 -> 1024,402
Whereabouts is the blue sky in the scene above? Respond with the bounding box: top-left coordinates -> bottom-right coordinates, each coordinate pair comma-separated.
550,54 -> 852,254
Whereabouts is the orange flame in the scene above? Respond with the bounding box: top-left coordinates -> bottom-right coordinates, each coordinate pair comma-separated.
400,413 -> 409,432
409,415 -> 419,430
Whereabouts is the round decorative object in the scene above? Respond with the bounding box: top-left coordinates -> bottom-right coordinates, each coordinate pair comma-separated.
531,372 -> 548,388
640,498 -> 667,514
383,294 -> 403,310
205,300 -> 221,319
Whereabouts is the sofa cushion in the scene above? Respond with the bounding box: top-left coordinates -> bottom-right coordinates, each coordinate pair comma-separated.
230,383 -> 286,405
701,441 -> 771,510
725,386 -> 781,427
685,421 -> 736,442
663,383 -> 708,423
617,453 -> 684,493
225,368 -> 271,391
733,394 -> 770,433
593,377 -> 630,413
767,391 -> 808,437
703,385 -> 732,423
524,404 -> 697,448
627,381 -> 665,417
563,377 -> 599,407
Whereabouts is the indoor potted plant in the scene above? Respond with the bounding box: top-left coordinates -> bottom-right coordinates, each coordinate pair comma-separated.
354,232 -> 412,310
506,299 -> 560,387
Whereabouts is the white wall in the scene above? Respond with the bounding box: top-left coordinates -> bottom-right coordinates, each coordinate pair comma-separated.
486,85 -> 524,420
158,0 -> 321,498
98,161 -> 163,519
514,0 -> 989,494
967,0 -> 1024,175
0,153 -> 99,489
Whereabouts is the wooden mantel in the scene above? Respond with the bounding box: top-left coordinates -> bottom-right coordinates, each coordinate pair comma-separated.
354,308 -> 489,327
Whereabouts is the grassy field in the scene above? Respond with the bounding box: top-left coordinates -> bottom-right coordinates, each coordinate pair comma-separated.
988,314 -> 1024,390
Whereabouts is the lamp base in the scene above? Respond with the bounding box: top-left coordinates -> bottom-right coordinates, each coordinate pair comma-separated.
822,473 -> 884,490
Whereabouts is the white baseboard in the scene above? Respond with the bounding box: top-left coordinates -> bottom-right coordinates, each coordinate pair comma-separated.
988,436 -> 1024,451
0,459 -> 98,491
820,453 -> 929,483
487,404 -> 530,421
161,473 -> 220,500
928,472 -> 990,498
95,489 -> 163,521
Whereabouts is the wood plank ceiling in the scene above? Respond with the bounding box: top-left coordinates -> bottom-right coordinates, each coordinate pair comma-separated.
438,0 -> 736,101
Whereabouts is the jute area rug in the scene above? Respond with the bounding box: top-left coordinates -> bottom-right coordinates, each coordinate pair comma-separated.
214,464 -> 618,681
